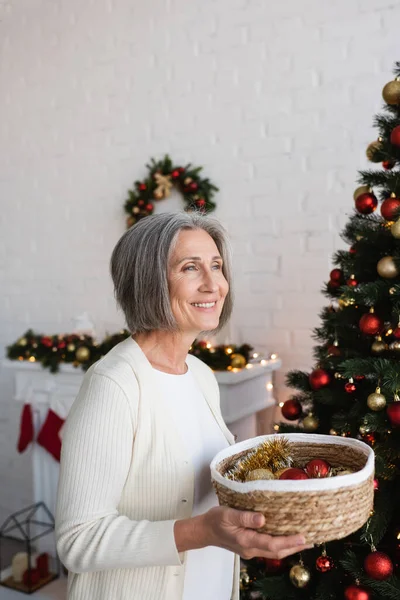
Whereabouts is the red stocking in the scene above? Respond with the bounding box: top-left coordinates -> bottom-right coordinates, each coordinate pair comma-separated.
17,404 -> 34,453
37,409 -> 65,461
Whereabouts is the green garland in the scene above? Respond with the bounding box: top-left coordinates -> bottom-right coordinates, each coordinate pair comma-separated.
7,330 -> 253,374
124,155 -> 218,227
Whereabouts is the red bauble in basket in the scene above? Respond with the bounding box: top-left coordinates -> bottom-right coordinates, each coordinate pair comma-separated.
309,369 -> 331,390
281,399 -> 302,421
279,468 -> 309,480
359,313 -> 384,336
305,459 -> 331,478
387,401 -> 400,427
381,197 -> 400,220
344,584 -> 370,600
355,192 -> 377,214
364,551 -> 393,580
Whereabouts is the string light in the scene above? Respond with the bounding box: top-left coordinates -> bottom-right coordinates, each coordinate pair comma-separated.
267,382 -> 274,391
270,353 -> 278,360
261,359 -> 267,366
245,363 -> 253,369
206,342 -> 212,349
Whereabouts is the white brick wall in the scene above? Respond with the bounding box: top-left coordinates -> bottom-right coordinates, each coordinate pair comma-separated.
0,0 -> 399,522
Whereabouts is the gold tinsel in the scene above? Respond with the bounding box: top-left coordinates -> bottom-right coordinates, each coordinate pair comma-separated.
225,436 -> 293,481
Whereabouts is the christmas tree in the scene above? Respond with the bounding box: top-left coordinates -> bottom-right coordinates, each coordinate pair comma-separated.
241,63 -> 400,600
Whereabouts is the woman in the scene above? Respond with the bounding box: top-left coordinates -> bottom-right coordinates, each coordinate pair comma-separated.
55,211 -> 310,600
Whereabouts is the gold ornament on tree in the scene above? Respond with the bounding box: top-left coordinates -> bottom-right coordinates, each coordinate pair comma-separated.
75,346 -> 90,362
382,78 -> 400,105
367,387 -> 387,411
389,340 -> 400,352
153,173 -> 172,199
353,185 -> 371,200
366,139 -> 382,162
230,353 -> 247,369
290,561 -> 311,588
371,336 -> 387,354
17,337 -> 28,346
391,218 -> 400,239
377,256 -> 399,279
303,413 -> 319,432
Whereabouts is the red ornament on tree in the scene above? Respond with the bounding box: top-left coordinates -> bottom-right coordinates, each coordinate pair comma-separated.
279,467 -> 309,480
327,344 -> 341,357
345,381 -> 357,393
344,584 -> 370,600
364,551 -> 393,580
309,369 -> 331,390
347,277 -> 358,287
363,432 -> 376,445
393,327 -> 400,338
383,160 -> 395,170
316,553 -> 334,572
373,478 -> 379,490
330,268 -> 343,281
263,557 -> 285,572
390,125 -> 400,147
349,245 -> 357,255
281,399 -> 302,421
355,192 -> 378,214
328,279 -> 341,289
305,459 -> 331,478
387,401 -> 400,427
381,196 -> 400,220
196,198 -> 206,208
359,313 -> 384,336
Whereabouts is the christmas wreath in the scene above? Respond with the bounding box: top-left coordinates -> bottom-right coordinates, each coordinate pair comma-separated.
124,155 -> 218,227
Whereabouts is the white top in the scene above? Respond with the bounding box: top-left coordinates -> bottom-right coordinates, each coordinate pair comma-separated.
55,336 -> 240,600
153,367 -> 234,600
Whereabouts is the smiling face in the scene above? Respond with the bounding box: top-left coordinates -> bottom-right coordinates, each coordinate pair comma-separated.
168,228 -> 229,336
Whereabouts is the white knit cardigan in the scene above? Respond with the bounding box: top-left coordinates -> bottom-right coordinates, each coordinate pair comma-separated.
55,336 -> 240,600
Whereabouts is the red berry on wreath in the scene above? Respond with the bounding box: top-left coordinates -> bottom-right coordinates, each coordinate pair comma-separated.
171,169 -> 181,179
349,246 -> 357,254
355,192 -> 377,214
309,368 -> 331,390
189,182 -> 198,191
281,398 -> 302,420
145,203 -> 154,212
359,313 -> 383,336
364,551 -> 393,580
381,196 -> 400,220
138,199 -> 145,207
390,124 -> 400,146
138,183 -> 147,191
305,459 -> 331,478
344,584 -> 370,600
196,199 -> 206,208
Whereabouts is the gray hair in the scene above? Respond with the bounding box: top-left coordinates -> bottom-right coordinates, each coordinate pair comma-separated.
110,211 -> 233,335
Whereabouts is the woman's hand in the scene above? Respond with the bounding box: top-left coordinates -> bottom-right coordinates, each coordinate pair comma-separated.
200,506 -> 312,560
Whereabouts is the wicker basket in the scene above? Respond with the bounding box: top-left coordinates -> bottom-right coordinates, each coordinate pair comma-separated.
210,433 -> 374,544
